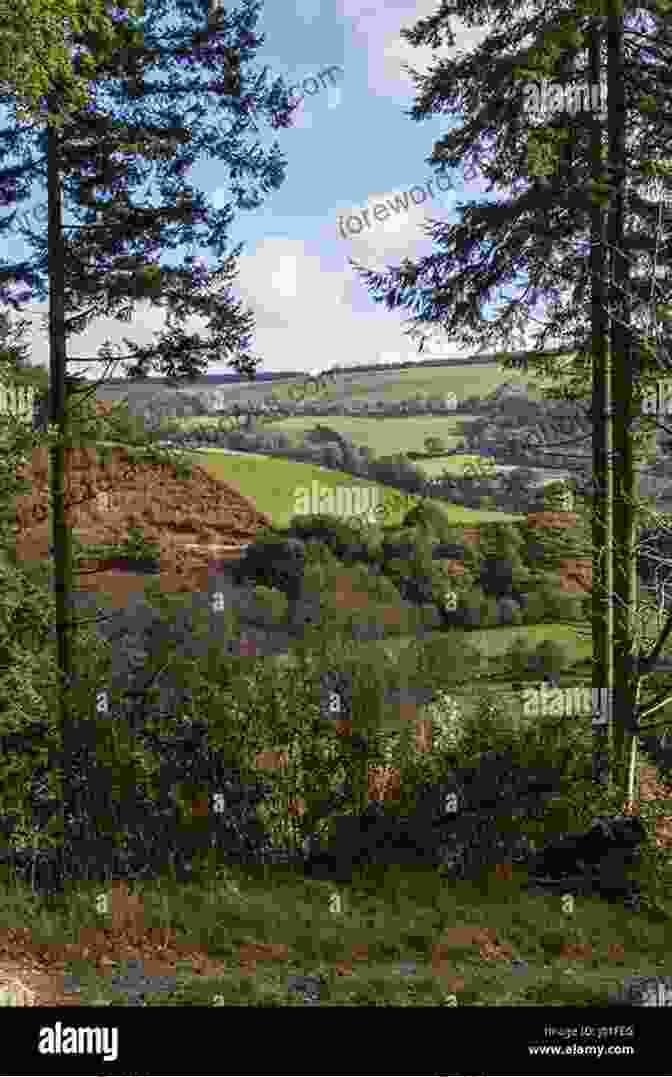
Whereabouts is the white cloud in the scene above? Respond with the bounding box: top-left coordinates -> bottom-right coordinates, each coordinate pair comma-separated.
339,0 -> 490,101
335,177 -> 456,272
11,3 -> 496,380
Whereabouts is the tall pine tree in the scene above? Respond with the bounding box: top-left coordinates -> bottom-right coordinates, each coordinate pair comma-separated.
0,0 -> 144,127
0,0 -> 297,860
350,0 -> 672,805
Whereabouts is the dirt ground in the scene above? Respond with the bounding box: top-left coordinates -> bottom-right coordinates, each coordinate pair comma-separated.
12,441 -> 273,603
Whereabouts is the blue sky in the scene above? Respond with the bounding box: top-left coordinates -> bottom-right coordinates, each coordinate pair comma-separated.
7,0 -> 549,380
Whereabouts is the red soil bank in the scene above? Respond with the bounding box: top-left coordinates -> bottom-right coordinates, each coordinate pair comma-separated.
12,442 -> 273,601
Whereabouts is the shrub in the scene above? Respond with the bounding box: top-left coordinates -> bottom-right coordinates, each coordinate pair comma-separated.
381,530 -> 421,561
456,590 -> 483,628
289,515 -> 371,564
422,690 -> 466,753
402,500 -> 455,542
410,632 -> 481,694
303,539 -> 339,569
480,595 -> 501,628
527,638 -> 571,677
433,541 -> 467,560
382,556 -> 412,595
419,603 -> 443,630
542,590 -> 584,622
503,634 -> 534,678
480,557 -> 515,598
497,596 -> 522,625
521,592 -> 548,624
404,569 -> 436,606
236,535 -> 306,601
248,586 -> 289,627
363,567 -> 403,605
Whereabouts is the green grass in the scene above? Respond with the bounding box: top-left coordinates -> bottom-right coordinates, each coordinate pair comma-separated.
2,794 -> 670,1008
419,452 -> 500,476
294,364 -> 545,404
278,623 -> 593,731
254,414 -> 471,454
458,622 -> 591,662
171,412 -> 471,455
182,449 -> 526,528
219,363 -> 536,407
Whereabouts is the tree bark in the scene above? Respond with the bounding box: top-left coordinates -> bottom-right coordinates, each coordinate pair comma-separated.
589,21 -> 615,791
607,1 -> 640,802
47,97 -> 73,735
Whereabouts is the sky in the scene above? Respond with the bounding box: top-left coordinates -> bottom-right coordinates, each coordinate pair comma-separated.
2,0 -> 557,381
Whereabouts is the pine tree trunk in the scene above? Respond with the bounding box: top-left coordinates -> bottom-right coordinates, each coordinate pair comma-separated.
47,91 -> 80,854
589,21 -> 615,790
47,103 -> 73,728
607,3 -> 640,802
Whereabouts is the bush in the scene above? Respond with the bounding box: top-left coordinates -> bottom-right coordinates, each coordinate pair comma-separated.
542,590 -> 585,622
414,683 -> 627,867
364,568 -> 404,606
419,603 -> 443,630
68,395 -> 152,447
503,634 -> 534,678
521,592 -> 548,624
303,539 -> 339,569
527,638 -> 571,677
381,529 -> 423,561
402,500 -> 455,542
480,557 -> 515,598
236,535 -> 306,601
456,590 -> 484,628
289,515 -> 372,564
247,586 -> 289,627
409,632 -> 481,694
433,541 -> 467,560
480,595 -> 501,628
496,596 -> 522,625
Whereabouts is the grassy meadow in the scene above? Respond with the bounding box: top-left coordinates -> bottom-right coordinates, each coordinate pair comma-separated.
183,448 -> 526,529
172,412 -> 470,455
261,362 -> 542,406
244,414 -> 469,454
4,846 -> 669,1008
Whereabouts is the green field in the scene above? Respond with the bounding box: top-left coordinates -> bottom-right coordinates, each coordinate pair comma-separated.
172,413 -> 470,453
263,415 -> 470,453
105,359 -> 556,414
171,417 -> 526,482
261,363 -> 546,405
185,448 -> 526,529
419,453 -> 501,476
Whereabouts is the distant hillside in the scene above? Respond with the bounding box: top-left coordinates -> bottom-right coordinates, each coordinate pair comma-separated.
97,371 -> 304,386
